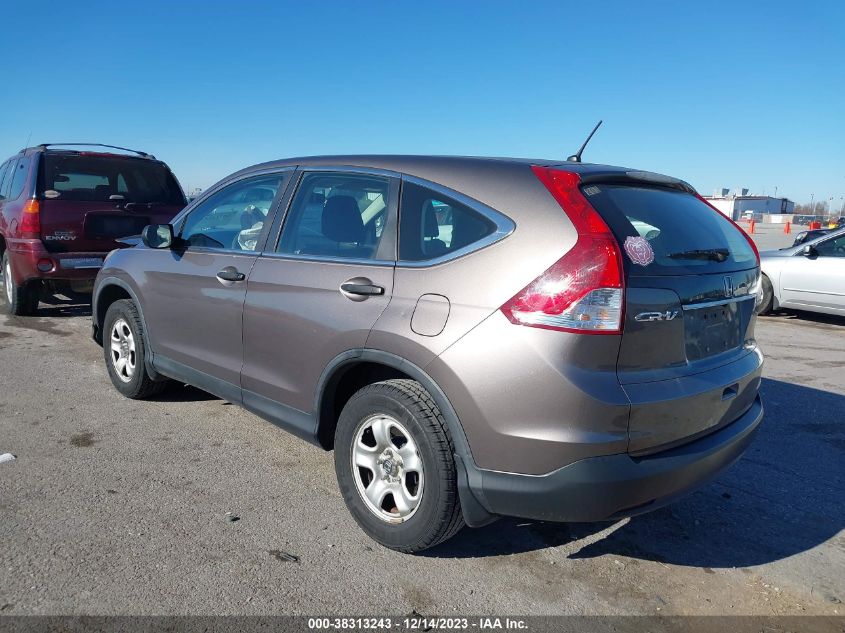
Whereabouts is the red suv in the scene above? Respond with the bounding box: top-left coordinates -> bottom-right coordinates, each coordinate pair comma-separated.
0,144 -> 186,315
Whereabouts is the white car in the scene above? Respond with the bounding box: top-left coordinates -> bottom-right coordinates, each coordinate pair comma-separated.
758,227 -> 845,316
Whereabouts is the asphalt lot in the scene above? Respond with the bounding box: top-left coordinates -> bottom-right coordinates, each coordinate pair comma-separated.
0,226 -> 843,616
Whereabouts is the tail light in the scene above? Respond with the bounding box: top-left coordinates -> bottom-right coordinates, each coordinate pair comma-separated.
19,199 -> 41,238
499,167 -> 624,334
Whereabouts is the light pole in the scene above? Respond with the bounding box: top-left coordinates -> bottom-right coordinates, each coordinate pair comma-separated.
810,193 -> 815,216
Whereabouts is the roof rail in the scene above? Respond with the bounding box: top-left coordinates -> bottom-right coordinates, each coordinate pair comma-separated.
34,143 -> 155,159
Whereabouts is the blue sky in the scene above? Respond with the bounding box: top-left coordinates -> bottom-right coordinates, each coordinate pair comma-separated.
0,1 -> 842,207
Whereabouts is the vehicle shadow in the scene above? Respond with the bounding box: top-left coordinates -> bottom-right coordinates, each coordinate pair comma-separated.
425,377 -> 844,567
36,291 -> 92,318
147,384 -> 220,403
760,310 -> 845,327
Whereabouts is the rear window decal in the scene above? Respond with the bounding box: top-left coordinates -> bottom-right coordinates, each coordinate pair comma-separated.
623,235 -> 654,266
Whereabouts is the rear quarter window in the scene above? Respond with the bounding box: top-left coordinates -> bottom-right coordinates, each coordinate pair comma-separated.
8,157 -> 31,200
399,181 -> 496,262
0,160 -> 14,199
582,184 -> 757,275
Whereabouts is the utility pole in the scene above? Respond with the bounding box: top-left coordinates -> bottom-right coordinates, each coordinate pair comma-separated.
810,193 -> 815,216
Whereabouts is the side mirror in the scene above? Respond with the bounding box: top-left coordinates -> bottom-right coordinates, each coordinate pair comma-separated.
802,244 -> 817,257
142,224 -> 174,249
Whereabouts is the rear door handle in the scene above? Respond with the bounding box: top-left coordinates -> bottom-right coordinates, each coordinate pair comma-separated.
340,282 -> 384,296
216,266 -> 246,283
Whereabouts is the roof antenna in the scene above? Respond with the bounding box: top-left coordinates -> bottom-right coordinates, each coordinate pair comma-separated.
567,120 -> 602,163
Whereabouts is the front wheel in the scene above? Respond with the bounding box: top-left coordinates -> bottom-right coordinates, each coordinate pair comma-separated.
102,299 -> 168,399
334,379 -> 465,553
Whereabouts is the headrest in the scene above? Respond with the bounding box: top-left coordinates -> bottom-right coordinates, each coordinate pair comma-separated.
422,200 -> 440,238
322,196 -> 364,243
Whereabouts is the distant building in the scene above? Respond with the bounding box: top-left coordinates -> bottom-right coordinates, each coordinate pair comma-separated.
704,188 -> 795,221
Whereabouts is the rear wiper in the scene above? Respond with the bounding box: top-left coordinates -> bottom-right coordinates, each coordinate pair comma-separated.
667,248 -> 729,262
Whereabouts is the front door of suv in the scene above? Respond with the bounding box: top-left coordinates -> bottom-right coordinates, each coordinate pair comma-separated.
140,171 -> 292,396
240,169 -> 398,428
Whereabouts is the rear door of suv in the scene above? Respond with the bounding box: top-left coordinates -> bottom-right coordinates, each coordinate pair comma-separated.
240,168 -> 398,430
582,180 -> 762,453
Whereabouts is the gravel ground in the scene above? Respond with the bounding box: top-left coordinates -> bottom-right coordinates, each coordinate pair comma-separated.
0,293 -> 843,616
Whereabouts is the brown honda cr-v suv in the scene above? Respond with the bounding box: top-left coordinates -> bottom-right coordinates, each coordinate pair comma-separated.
92,156 -> 764,552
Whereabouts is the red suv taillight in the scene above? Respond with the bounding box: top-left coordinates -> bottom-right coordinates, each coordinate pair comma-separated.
19,199 -> 41,238
499,167 -> 625,334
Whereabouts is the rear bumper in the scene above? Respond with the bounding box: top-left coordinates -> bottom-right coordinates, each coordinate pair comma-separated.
465,395 -> 763,523
6,240 -> 107,283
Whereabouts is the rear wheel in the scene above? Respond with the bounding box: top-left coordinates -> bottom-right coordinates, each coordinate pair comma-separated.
334,379 -> 464,553
103,299 -> 168,399
757,274 -> 774,315
1,252 -> 40,316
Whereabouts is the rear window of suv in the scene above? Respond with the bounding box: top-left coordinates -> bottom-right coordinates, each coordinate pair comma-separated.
582,184 -> 757,275
39,154 -> 184,204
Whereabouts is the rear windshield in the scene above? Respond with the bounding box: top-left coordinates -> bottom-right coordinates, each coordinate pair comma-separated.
39,154 -> 185,204
582,184 -> 757,275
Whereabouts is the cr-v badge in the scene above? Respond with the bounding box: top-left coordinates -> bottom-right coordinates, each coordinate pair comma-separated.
634,310 -> 679,322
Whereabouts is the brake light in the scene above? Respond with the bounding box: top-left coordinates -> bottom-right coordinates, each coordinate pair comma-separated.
696,194 -> 760,265
20,199 -> 41,238
499,167 -> 624,334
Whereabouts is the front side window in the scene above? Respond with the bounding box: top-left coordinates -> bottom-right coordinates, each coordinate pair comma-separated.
180,174 -> 285,251
277,172 -> 390,260
814,233 -> 845,258
399,181 -> 495,262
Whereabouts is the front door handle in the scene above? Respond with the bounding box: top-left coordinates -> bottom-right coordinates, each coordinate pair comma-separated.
340,282 -> 384,296
217,266 -> 246,283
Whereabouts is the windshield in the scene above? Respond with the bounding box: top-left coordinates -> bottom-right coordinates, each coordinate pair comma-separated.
40,154 -> 185,204
582,183 -> 757,275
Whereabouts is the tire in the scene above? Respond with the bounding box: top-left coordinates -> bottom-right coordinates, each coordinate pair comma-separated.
102,299 -> 168,399
334,379 -> 465,553
2,251 -> 40,316
757,274 -> 774,315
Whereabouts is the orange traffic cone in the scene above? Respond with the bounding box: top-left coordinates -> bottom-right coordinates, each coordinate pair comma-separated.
784,221 -> 791,234
749,219 -> 755,234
